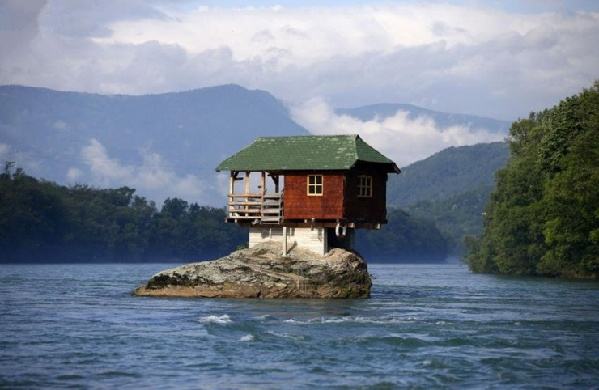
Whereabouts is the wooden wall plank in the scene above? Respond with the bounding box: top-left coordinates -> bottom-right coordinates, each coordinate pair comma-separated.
283,171 -> 345,220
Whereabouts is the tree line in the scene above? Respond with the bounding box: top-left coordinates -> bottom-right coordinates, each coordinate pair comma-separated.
466,82 -> 599,279
0,167 -> 449,262
0,167 -> 246,262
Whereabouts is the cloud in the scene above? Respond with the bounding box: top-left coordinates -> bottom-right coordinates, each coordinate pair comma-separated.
0,0 -> 47,54
291,98 -> 504,166
81,138 -> 205,201
66,167 -> 82,181
0,2 -> 598,119
0,143 -> 9,158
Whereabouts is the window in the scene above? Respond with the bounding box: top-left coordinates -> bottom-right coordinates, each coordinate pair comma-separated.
307,175 -> 323,196
357,175 -> 373,197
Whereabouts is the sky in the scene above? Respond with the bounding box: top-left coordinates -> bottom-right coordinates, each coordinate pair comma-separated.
1,0 -> 598,120
0,0 -> 598,202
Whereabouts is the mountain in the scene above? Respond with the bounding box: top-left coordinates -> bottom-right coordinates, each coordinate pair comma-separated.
0,85 -> 512,256
387,142 -> 509,208
337,103 -> 510,133
0,84 -> 307,204
407,185 -> 494,253
386,142 -> 510,252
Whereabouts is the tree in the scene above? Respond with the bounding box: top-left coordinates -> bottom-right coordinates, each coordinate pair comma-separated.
467,82 -> 599,279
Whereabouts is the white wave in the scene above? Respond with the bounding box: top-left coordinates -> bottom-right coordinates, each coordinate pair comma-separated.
239,334 -> 254,342
266,330 -> 304,341
283,316 -> 416,325
198,314 -> 232,324
254,315 -> 275,321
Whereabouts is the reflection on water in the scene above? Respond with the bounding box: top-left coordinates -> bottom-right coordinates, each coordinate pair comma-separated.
1,262 -> 598,388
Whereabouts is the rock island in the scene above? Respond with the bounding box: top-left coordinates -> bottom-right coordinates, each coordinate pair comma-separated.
136,135 -> 399,298
134,242 -> 371,298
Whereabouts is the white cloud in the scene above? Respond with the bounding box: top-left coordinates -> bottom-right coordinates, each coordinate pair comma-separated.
81,139 -> 133,182
291,98 -> 504,166
66,166 -> 82,181
0,2 -> 598,119
81,138 -> 206,202
96,4 -> 536,65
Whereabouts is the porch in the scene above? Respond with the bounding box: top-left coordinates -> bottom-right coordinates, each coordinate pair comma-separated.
226,171 -> 283,224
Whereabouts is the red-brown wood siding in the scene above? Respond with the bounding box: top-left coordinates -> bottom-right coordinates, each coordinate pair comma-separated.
343,166 -> 387,222
283,171 -> 345,219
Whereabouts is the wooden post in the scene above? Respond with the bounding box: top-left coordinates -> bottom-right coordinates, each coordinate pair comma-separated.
243,171 -> 250,194
228,172 -> 234,219
243,172 -> 250,217
282,226 -> 288,256
259,172 -> 266,223
260,172 -> 266,195
229,171 -> 236,194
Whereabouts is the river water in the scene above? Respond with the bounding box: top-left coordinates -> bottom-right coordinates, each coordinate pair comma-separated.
1,262 -> 598,388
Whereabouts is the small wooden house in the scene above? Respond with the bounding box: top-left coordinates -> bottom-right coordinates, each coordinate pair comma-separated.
216,134 -> 400,255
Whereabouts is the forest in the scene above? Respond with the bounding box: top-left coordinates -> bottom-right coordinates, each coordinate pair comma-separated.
386,142 -> 509,253
466,82 -> 599,279
0,167 -> 246,262
0,167 -> 448,262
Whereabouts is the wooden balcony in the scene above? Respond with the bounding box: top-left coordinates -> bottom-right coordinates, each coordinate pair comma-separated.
227,192 -> 283,224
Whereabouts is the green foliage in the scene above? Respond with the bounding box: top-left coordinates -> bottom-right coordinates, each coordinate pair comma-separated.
467,82 -> 599,278
356,208 -> 448,261
387,142 -> 509,207
0,169 -> 448,262
408,185 -> 493,253
0,171 -> 246,262
386,142 -> 509,252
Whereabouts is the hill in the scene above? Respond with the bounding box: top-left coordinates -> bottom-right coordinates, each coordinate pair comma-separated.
0,84 -> 307,204
387,142 -> 509,208
385,142 -> 510,252
0,85 -> 513,259
407,185 -> 494,253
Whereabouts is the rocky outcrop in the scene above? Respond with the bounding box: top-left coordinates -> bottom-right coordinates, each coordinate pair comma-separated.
134,242 -> 371,298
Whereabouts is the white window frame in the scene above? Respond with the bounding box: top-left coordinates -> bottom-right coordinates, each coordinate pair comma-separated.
307,175 -> 323,196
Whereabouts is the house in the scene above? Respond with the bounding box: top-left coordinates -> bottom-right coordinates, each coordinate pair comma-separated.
216,134 -> 400,255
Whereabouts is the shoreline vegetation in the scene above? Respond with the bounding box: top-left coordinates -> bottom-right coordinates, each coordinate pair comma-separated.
0,168 -> 448,263
466,82 -> 599,280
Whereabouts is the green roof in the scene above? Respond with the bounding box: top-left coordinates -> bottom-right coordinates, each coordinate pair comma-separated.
216,134 -> 400,173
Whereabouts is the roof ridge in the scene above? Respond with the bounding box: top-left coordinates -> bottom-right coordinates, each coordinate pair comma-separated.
256,134 -> 358,140
216,133 -> 398,173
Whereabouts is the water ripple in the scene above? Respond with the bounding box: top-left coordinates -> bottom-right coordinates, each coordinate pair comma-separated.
1,263 -> 598,388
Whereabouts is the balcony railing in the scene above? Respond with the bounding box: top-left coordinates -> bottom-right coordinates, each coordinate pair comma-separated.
227,192 -> 283,224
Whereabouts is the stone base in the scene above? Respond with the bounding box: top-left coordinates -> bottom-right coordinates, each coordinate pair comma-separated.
134,242 -> 371,299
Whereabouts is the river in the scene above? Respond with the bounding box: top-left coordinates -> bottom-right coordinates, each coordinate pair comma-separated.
1,262 -> 598,388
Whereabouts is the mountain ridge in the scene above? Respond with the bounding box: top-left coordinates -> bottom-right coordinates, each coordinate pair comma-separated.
1,84 -> 510,209
0,84 -> 308,204
387,142 -> 509,208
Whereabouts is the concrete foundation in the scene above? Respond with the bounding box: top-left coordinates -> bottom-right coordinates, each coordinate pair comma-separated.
249,226 -> 355,256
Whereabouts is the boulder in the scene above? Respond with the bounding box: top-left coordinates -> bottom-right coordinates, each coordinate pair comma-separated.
134,242 -> 371,298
